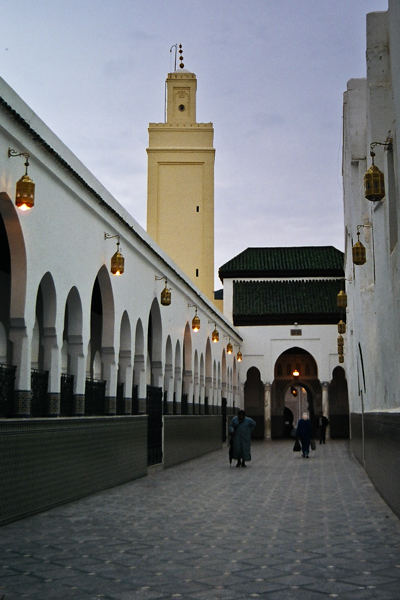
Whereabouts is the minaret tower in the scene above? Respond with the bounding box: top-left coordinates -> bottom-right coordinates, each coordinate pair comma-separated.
147,45 -> 215,302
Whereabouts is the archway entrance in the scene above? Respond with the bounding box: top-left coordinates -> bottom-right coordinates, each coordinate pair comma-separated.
244,367 -> 264,439
328,366 -> 349,438
271,347 -> 321,439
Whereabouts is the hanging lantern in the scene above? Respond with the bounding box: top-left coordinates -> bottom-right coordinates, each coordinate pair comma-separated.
192,309 -> 200,332
337,290 -> 347,309
338,320 -> 346,334
338,355 -> 344,364
110,249 -> 124,276
160,281 -> 171,306
8,149 -> 35,210
291,385 -> 298,397
364,152 -> 385,201
105,233 -> 124,276
212,327 -> 219,343
337,334 -> 344,349
15,173 -> 35,210
352,231 -> 366,265
237,349 -> 242,362
227,340 -> 233,354
293,367 -> 300,377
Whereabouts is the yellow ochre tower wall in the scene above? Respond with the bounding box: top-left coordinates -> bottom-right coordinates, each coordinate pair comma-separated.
147,49 -> 215,303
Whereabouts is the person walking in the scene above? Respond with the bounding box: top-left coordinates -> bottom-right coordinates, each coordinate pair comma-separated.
316,411 -> 329,444
296,412 -> 313,458
229,409 -> 256,467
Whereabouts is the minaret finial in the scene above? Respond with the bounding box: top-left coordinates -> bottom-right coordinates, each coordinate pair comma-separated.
178,44 -> 184,69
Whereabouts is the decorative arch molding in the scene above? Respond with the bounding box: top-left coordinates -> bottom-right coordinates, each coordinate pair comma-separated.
164,335 -> 174,414
118,311 -> 132,414
96,265 -> 115,348
182,322 -> 193,409
0,192 -> 27,321
148,297 -> 163,387
174,339 -> 182,413
133,318 -> 146,412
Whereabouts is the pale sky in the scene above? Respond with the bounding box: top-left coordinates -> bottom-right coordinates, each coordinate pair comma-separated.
2,0 -> 389,288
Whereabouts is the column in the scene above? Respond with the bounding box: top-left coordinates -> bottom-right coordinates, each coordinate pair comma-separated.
322,381 -> 330,440
264,382 -> 272,439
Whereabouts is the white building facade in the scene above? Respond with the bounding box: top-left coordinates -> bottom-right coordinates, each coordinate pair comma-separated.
342,0 -> 400,517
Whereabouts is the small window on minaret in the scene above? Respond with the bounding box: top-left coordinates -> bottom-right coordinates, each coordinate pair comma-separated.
196,269 -> 199,277
196,206 -> 199,212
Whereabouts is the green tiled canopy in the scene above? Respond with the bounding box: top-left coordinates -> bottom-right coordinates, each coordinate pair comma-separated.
233,279 -> 344,326
219,246 -> 344,280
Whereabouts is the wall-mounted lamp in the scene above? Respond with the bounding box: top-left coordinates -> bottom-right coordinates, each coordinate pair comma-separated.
237,348 -> 243,362
208,322 -> 219,343
188,305 -> 200,331
364,139 -> 392,201
8,148 -> 35,210
352,223 -> 372,266
155,276 -> 171,306
104,233 -> 124,275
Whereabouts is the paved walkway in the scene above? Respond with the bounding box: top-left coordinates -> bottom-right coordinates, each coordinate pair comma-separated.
1,440 -> 400,600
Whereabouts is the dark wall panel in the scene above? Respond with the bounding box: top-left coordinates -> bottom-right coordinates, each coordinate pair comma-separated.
164,415 -> 222,468
351,412 -> 400,519
0,417 -> 147,525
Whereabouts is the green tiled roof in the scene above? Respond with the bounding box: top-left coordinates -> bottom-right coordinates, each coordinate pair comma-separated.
219,246 -> 344,280
233,279 -> 344,326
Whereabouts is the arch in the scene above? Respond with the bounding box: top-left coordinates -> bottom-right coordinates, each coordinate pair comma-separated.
148,298 -> 163,386
118,311 -> 132,413
205,338 -> 212,380
164,335 -> 174,413
174,339 -> 182,412
272,347 -> 321,439
33,273 -> 57,372
182,322 -> 192,399
63,287 -> 84,403
133,318 -> 145,404
0,193 -> 27,320
244,367 -> 264,438
95,266 -> 115,348
328,366 -> 350,438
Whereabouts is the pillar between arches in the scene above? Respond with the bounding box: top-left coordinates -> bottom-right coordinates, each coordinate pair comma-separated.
264,382 -> 271,439
322,381 -> 330,440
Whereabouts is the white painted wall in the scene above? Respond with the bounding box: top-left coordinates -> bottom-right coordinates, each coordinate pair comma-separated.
342,1 -> 400,414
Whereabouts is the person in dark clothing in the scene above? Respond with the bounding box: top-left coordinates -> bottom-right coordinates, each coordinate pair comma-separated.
296,412 -> 313,458
316,411 -> 329,444
229,409 -> 256,467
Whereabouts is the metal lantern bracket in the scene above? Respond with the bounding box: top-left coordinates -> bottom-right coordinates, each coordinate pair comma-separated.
8,147 -> 30,168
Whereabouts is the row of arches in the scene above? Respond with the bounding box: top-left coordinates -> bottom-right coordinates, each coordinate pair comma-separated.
244,348 -> 349,439
0,207 -> 240,419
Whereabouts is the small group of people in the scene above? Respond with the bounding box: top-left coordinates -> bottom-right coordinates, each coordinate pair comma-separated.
228,409 -> 329,466
295,410 -> 329,458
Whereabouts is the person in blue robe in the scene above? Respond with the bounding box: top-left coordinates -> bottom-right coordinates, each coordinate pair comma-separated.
229,410 -> 256,467
296,412 -> 313,458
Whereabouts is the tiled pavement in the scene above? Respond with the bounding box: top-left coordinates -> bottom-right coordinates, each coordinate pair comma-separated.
1,440 -> 400,600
